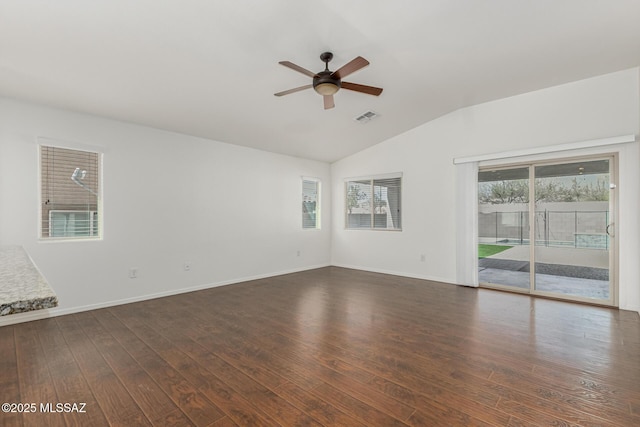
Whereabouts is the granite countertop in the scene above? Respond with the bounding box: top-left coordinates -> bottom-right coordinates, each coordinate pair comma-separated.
0,245 -> 58,316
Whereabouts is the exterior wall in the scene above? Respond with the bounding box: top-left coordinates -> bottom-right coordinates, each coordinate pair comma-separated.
0,97 -> 332,325
331,68 -> 640,314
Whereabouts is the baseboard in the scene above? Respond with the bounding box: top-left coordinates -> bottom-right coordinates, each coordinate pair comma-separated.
3,263 -> 628,326
0,263 -> 330,327
330,263 -> 459,286
620,303 -> 640,318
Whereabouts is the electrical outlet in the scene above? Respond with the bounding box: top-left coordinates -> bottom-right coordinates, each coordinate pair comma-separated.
184,262 -> 191,271
296,250 -> 301,257
129,268 -> 138,279
420,254 -> 426,262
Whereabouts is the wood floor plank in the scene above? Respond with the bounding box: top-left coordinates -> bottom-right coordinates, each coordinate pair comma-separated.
119,302 -> 323,392
190,286 -> 508,422
209,416 -> 239,427
114,308 -> 289,392
162,270 -> 640,426
506,415 -> 544,427
90,312 -> 225,427
365,373 -> 512,426
310,382 -> 409,426
107,308 -> 277,426
273,381 -> 369,427
34,318 -> 110,427
407,406 -> 495,427
155,293 -> 421,423
172,348 -> 324,427
260,331 -> 417,421
0,326 -> 23,427
55,314 -> 152,426
74,311 -> 194,426
496,399 -> 581,427
121,286 -> 413,425
165,300 -> 419,425
1,266 -> 639,426
108,306 -> 315,426
14,322 -> 65,427
490,369 -> 637,426
531,362 -> 640,407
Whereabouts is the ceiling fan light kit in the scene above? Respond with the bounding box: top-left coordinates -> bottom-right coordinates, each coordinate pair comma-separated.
275,51 -> 383,110
314,82 -> 340,96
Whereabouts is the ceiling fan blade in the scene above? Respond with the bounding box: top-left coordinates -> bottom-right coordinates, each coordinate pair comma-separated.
331,56 -> 369,79
341,81 -> 383,96
323,94 -> 335,110
278,61 -> 317,78
274,84 -> 313,97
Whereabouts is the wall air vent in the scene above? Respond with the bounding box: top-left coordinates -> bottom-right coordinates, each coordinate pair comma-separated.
354,110 -> 379,124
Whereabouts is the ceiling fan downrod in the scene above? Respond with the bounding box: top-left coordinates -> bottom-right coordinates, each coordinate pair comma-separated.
314,52 -> 340,95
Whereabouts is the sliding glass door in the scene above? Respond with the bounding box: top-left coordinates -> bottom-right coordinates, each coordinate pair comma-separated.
478,166 -> 531,291
478,156 -> 616,305
533,159 -> 612,301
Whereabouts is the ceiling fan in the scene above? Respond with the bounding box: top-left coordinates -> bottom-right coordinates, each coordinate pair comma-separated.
275,52 -> 383,110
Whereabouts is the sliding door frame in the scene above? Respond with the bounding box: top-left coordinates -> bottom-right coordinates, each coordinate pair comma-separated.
478,152 -> 618,307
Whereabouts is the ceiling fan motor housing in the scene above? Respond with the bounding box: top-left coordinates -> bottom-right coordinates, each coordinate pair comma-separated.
313,71 -> 341,95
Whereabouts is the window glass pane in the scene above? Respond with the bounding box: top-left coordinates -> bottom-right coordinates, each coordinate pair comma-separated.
40,146 -> 100,239
373,177 -> 402,230
345,175 -> 401,230
533,159 -> 610,300
478,167 -> 530,289
49,211 -> 98,237
346,180 -> 372,228
302,179 -> 319,229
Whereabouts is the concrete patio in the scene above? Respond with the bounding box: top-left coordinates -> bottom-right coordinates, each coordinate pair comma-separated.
478,245 -> 610,300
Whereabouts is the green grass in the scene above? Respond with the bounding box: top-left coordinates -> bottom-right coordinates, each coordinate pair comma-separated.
478,244 -> 512,259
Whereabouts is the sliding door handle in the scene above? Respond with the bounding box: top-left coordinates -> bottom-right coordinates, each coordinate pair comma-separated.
606,223 -> 614,237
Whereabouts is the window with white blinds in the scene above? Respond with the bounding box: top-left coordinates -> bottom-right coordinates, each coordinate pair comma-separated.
345,175 -> 402,230
302,178 -> 320,229
40,146 -> 101,239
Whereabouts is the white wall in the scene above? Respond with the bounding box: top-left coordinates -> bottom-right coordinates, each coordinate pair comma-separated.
331,68 -> 640,314
0,98 -> 331,325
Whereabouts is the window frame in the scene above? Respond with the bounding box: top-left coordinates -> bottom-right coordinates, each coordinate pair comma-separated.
302,177 -> 321,230
344,173 -> 402,231
38,142 -> 103,242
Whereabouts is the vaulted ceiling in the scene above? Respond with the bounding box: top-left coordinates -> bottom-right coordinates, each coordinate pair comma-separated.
1,1 -> 639,162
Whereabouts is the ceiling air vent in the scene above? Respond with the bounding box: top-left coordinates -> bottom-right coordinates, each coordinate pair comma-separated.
354,110 -> 379,124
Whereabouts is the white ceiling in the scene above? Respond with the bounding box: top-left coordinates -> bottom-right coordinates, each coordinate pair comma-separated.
1,1 -> 640,163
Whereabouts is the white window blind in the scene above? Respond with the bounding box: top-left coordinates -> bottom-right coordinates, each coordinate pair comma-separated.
345,175 -> 402,230
40,146 -> 101,239
302,178 -> 320,229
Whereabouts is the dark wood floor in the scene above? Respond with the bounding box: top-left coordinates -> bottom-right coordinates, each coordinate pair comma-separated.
1,267 -> 639,426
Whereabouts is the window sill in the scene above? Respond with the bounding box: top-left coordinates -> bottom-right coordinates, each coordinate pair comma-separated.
38,237 -> 102,243
344,228 -> 403,231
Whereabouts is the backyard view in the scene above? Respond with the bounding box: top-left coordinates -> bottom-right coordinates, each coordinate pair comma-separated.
478,244 -> 511,259
478,159 -> 612,302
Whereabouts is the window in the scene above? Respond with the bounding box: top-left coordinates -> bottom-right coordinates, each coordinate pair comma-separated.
345,174 -> 402,230
302,178 -> 320,229
40,145 -> 101,239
